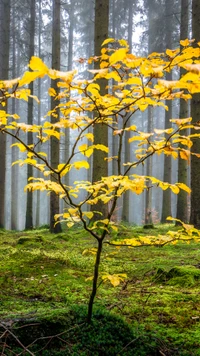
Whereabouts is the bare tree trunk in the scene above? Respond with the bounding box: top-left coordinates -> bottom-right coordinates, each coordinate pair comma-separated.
11,6 -> 18,230
25,0 -> 36,229
161,0 -> 173,223
0,0 -> 10,228
50,0 -> 62,233
91,0 -> 109,220
190,0 -> 200,227
122,0 -> 133,222
176,0 -> 189,224
35,0 -> 42,228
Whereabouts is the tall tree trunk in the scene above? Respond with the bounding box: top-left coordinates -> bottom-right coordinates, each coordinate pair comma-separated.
190,0 -> 200,227
25,0 -> 36,229
161,0 -> 173,223
144,0 -> 156,227
122,0 -> 133,222
0,0 -> 10,228
50,0 -> 62,233
91,0 -> 109,220
35,0 -> 42,228
176,0 -> 189,224
11,6 -> 18,230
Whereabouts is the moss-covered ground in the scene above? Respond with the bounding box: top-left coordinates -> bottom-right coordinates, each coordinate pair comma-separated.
0,224 -> 200,355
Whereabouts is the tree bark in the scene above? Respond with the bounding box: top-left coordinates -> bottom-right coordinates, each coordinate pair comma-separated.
25,0 -> 36,229
190,0 -> 200,227
0,0 -> 10,228
161,0 -> 173,223
50,0 -> 62,233
91,0 -> 109,220
176,0 -> 189,224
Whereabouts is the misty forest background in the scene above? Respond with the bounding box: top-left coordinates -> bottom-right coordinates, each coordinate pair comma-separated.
0,0 -> 199,231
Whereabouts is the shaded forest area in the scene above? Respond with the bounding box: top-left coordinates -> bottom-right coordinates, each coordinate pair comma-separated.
1,0 -> 200,355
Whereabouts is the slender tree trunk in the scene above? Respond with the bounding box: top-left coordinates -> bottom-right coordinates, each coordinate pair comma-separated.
176,0 -> 189,224
145,107 -> 153,226
87,238 -> 103,323
0,0 -> 10,228
25,0 -> 36,229
190,0 -> 200,227
50,0 -> 62,233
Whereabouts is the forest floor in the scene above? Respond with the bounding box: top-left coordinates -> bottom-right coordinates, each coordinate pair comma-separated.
0,224 -> 200,355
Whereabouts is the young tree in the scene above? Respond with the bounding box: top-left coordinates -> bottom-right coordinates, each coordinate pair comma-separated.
1,39 -> 200,324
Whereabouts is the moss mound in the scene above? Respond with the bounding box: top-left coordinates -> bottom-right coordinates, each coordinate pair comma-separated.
0,306 -> 172,355
155,266 -> 200,287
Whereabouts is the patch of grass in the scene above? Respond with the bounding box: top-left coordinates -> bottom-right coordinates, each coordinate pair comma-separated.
0,224 -> 200,354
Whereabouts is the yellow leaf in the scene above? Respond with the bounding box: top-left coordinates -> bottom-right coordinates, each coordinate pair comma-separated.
159,182 -> 169,190
19,71 -> 44,87
67,222 -> 74,228
154,128 -> 174,135
184,63 -> 200,74
29,56 -> 49,73
83,211 -> 94,219
11,143 -> 26,152
15,89 -> 30,101
177,183 -> 191,194
180,149 -> 190,162
118,39 -> 129,48
166,48 -> 180,57
92,144 -> 109,153
84,133 -> 94,142
170,185 -> 180,194
43,129 -> 60,139
73,161 -> 90,170
87,83 -> 100,96
48,87 -> 57,97
48,69 -> 76,82
126,77 -> 142,86
128,136 -> 144,143
101,38 -> 115,46
58,163 -> 71,177
170,117 -> 192,125
180,39 -> 190,47
109,48 -> 127,64
11,114 -> 20,120
0,77 -> 20,89
102,273 -> 127,287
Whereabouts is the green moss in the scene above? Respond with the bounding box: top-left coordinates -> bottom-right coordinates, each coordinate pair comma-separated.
155,266 -> 200,286
1,225 -> 200,354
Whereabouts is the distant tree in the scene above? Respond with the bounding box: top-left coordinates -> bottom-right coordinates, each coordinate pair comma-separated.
10,2 -> 18,230
176,0 -> 189,224
91,0 -> 109,220
122,0 -> 134,222
0,0 -> 10,228
25,0 -> 36,229
190,0 -> 200,228
50,0 -> 62,233
161,0 -> 174,222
